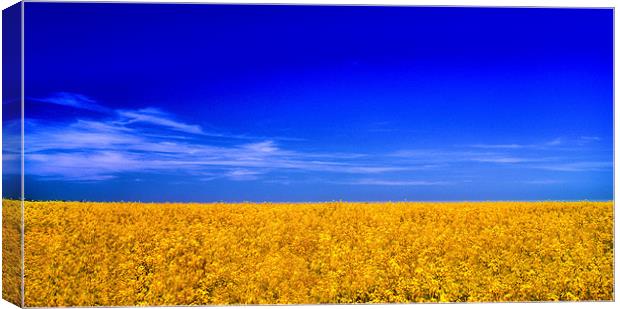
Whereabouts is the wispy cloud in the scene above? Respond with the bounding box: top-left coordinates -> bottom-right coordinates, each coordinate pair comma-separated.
389,141 -> 611,173
31,92 -> 110,112
469,156 -> 543,164
24,94 -> 422,181
533,161 -> 612,172
27,151 -> 141,181
390,150 -> 545,165
580,136 -> 601,142
545,138 -> 563,146
521,179 -> 563,185
336,179 -> 451,186
242,140 -> 279,153
225,169 -> 264,181
468,136 -> 608,151
117,108 -> 205,135
576,136 -> 602,146
31,92 -> 300,141
469,138 -> 609,173
21,93 -> 611,184
469,137 -> 568,150
469,144 -> 525,149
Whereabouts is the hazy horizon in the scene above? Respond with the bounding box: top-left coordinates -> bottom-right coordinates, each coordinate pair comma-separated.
7,199 -> 615,204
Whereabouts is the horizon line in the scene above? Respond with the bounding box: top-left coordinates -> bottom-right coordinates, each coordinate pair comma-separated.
6,198 -> 614,204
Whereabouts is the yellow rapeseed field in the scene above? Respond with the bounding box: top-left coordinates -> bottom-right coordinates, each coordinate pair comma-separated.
4,200 -> 615,306
2,199 -> 21,306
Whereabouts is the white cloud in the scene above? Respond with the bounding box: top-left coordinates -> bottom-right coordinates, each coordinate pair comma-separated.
470,144 -> 525,149
117,108 -> 205,135
522,180 -> 563,185
32,92 -> 109,112
27,151 -> 144,181
242,141 -> 279,153
24,103 -> 419,181
534,161 -> 612,172
23,93 -> 611,184
469,136 -> 607,151
469,156 -> 538,164
581,136 -> 601,141
338,179 -> 450,186
545,138 -> 563,146
387,145 -> 611,174
225,169 -> 264,181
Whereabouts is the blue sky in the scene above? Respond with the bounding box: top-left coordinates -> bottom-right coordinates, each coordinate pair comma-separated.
11,3 -> 613,201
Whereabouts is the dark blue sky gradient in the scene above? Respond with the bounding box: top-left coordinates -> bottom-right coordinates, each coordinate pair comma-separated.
19,3 -> 613,202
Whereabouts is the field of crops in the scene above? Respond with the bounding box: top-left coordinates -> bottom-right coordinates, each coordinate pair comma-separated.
4,200 -> 615,306
2,199 -> 22,306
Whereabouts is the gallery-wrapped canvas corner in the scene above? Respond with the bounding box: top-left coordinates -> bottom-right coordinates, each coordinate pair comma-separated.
3,1 -> 23,307
1,1 -> 614,307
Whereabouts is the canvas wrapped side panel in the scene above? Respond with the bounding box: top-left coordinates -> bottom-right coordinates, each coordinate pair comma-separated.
2,1 -> 23,307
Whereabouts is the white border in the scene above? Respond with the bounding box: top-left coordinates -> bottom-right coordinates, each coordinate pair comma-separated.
0,1 -> 617,309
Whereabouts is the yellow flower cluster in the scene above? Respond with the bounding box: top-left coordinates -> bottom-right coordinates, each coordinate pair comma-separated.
12,201 -> 616,306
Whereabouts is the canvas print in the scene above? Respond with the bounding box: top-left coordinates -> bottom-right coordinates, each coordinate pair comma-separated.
1,1 -> 614,307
